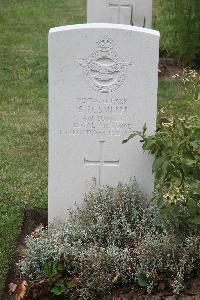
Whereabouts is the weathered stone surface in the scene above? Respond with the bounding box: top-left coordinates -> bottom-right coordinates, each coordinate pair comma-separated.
87,0 -> 152,28
48,24 -> 159,223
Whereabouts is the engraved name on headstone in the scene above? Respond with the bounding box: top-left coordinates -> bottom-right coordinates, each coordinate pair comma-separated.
87,0 -> 152,28
48,24 -> 159,223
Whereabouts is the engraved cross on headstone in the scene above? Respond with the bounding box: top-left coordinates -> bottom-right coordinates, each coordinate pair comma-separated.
109,0 -> 133,25
84,141 -> 120,186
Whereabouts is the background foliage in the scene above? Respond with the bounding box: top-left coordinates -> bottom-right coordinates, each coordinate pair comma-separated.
154,0 -> 200,66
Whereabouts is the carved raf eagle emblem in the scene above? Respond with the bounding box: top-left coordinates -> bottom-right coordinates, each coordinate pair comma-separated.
76,36 -> 132,94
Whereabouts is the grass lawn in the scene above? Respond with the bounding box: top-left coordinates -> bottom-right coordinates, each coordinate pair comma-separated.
0,0 -> 198,293
0,0 -> 86,291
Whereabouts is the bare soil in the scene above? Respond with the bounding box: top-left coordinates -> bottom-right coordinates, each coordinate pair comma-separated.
1,209 -> 48,300
158,57 -> 185,80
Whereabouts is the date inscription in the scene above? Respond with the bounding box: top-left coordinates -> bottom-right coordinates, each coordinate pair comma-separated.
60,97 -> 134,137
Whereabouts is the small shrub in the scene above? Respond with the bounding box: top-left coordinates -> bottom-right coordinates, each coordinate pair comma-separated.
20,180 -> 200,299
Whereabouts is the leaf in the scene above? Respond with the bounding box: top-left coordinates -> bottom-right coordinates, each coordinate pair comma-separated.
190,141 -> 199,149
31,231 -> 40,238
187,198 -> 198,216
137,273 -> 151,287
152,157 -> 164,173
36,223 -> 45,230
162,161 -> 170,179
8,282 -> 17,294
15,281 -> 28,300
122,132 -> 140,144
43,261 -> 52,277
142,123 -> 147,134
185,159 -> 197,167
51,281 -> 66,296
142,138 -> 156,151
53,260 -> 63,273
31,223 -> 45,238
192,215 -> 200,225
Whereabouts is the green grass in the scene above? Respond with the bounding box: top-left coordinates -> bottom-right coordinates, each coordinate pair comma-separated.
158,80 -> 200,118
0,0 -> 86,291
0,0 -> 198,293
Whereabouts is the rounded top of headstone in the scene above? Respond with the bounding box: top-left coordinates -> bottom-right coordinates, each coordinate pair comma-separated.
49,23 -> 160,38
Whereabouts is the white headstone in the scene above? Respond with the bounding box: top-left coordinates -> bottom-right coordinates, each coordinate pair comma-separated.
48,24 -> 159,223
87,0 -> 152,28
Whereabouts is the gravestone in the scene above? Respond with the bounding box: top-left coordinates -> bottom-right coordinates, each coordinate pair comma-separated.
87,0 -> 152,28
48,24 -> 159,223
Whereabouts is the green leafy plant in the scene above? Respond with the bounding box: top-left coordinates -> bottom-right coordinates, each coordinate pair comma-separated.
137,273 -> 152,288
123,117 -> 200,225
42,256 -> 77,297
123,70 -> 200,225
51,280 -> 66,296
43,260 -> 64,282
